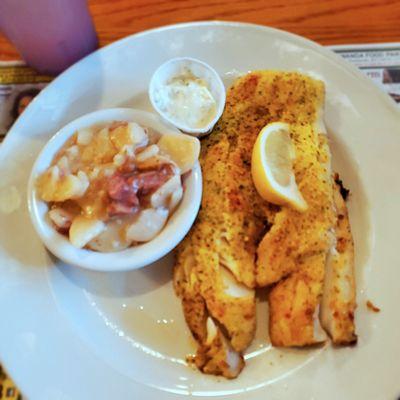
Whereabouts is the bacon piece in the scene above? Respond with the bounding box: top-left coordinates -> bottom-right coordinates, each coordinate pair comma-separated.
107,174 -> 139,206
128,165 -> 173,196
106,164 -> 174,217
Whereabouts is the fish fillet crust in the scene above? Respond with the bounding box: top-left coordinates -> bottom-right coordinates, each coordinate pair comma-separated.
266,130 -> 337,346
320,179 -> 357,344
258,98 -> 338,346
174,236 -> 245,378
255,91 -> 334,287
174,71 -> 338,377
174,71 -> 344,374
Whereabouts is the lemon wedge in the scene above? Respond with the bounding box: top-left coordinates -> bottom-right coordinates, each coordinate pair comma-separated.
251,122 -> 308,212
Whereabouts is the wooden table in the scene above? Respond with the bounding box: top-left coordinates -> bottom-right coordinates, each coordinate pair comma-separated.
1,0 -> 400,61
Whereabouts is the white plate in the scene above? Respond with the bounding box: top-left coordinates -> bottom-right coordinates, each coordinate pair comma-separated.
0,21 -> 399,400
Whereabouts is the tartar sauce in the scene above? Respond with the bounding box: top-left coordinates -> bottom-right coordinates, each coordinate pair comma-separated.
154,70 -> 217,129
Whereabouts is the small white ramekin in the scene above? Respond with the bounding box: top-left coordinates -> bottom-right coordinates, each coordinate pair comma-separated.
149,57 -> 226,137
27,108 -> 202,272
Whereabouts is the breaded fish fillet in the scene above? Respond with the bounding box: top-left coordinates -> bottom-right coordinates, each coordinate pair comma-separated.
220,72 -> 338,347
261,122 -> 337,346
268,252 -> 329,346
255,82 -> 332,286
174,236 -> 245,378
174,71 -> 354,377
320,178 -> 357,344
173,134 -> 256,378
255,79 -> 356,347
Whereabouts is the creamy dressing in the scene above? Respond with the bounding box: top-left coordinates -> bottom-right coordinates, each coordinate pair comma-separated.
154,71 -> 217,129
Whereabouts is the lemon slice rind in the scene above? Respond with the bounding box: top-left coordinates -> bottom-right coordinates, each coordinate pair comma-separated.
251,122 -> 308,212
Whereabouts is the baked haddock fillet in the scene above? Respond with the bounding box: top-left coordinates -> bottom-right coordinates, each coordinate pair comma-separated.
173,130 -> 259,378
174,71 -> 356,377
261,120 -> 337,346
254,76 -> 356,347
320,177 -> 357,344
